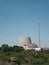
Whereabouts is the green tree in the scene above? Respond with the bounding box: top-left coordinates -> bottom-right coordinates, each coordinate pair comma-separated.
12,46 -> 24,52
1,44 -> 9,53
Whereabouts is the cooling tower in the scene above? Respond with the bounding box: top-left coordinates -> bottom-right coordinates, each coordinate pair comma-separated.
18,37 -> 31,46
18,37 -> 38,49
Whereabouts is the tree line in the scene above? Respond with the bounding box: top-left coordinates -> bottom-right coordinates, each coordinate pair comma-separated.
0,44 -> 49,65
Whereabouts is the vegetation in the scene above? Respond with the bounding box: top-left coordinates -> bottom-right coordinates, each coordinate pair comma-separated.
0,44 -> 49,65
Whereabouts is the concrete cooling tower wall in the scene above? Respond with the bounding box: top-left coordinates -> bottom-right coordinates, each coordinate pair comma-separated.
18,37 -> 38,49
18,37 -> 31,46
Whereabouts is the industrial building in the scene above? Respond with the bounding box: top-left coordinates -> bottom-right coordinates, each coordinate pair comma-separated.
18,37 -> 41,51
18,23 -> 41,51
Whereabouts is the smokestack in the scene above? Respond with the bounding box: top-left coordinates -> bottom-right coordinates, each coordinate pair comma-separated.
38,23 -> 40,48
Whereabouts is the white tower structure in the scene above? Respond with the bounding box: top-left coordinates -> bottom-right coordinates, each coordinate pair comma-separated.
38,23 -> 40,48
